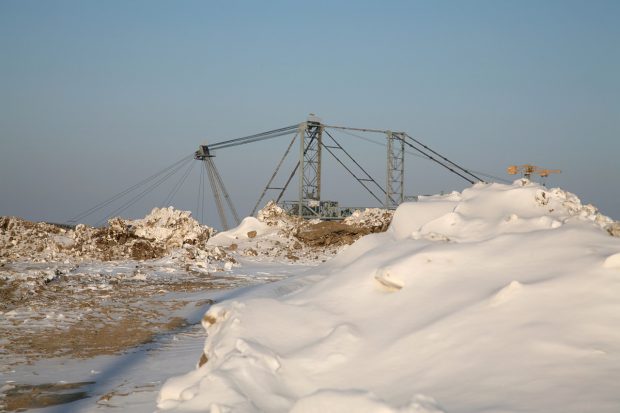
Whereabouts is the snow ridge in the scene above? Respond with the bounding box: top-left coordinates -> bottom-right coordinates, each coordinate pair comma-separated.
158,180 -> 620,413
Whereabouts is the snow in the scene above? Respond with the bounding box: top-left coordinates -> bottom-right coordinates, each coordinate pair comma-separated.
158,180 -> 620,413
210,217 -> 272,244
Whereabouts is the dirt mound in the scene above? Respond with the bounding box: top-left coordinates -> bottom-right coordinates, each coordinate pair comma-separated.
206,203 -> 394,263
608,222 -> 620,237
294,221 -> 369,247
0,217 -> 71,262
0,207 -> 219,263
257,201 -> 289,223
294,208 -> 393,248
1,204 -> 396,266
130,207 -> 210,248
343,208 -> 394,232
251,203 -> 394,258
257,202 -> 393,245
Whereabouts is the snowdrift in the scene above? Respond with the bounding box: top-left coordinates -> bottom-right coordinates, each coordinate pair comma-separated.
159,181 -> 620,413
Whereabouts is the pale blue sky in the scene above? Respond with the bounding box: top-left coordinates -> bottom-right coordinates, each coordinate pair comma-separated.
1,0 -> 619,227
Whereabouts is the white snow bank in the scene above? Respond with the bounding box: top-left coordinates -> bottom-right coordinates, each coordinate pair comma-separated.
209,217 -> 272,245
159,181 -> 620,413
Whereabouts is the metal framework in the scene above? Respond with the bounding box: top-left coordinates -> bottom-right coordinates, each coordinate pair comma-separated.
298,118 -> 323,216
386,131 -> 405,208
66,115 -> 487,229
190,117 -> 483,224
321,130 -> 385,205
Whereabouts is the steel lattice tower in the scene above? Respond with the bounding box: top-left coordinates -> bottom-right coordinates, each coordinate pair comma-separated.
386,131 -> 405,208
297,117 -> 323,215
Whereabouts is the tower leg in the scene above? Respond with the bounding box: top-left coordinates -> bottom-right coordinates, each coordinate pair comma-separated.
386,132 -> 405,208
298,119 -> 323,216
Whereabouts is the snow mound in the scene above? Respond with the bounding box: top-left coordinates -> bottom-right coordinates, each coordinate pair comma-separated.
392,180 -> 613,242
159,181 -> 620,413
210,217 -> 271,243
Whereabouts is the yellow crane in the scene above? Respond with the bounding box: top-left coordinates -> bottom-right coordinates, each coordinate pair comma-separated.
507,164 -> 561,180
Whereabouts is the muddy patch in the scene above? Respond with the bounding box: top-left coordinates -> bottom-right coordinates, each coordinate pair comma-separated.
1,381 -> 95,412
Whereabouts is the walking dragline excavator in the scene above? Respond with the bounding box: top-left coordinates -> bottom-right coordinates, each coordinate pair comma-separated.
193,115 -> 485,230
67,115 -> 488,231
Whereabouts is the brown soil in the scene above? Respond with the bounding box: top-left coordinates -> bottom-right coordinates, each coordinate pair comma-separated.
295,221 -> 373,247
25,315 -> 186,359
2,381 -> 95,412
0,266 -> 231,366
608,222 -> 620,237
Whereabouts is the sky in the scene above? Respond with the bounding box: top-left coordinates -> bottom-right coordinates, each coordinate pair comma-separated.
1,0 -> 619,228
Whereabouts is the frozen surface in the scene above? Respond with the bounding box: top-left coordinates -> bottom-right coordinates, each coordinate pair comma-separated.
0,260 -> 313,412
159,181 -> 620,413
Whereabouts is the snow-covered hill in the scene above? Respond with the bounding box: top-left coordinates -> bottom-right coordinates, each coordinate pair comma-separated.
159,180 -> 620,413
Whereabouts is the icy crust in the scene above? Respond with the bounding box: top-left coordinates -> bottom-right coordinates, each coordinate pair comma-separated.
159,181 -> 620,413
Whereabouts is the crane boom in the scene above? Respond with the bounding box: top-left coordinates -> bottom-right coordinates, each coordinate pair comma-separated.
196,124 -> 300,156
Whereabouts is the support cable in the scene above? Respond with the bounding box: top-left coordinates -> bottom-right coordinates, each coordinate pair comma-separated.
208,124 -> 300,150
201,166 -> 206,223
320,142 -> 384,205
400,139 -> 476,184
324,130 -> 386,195
68,154 -> 193,224
340,129 -> 506,183
197,159 -> 204,223
95,158 -> 192,226
324,125 -> 390,134
204,159 -> 229,230
209,129 -> 298,150
276,161 -> 299,204
404,133 -> 483,182
209,157 -> 240,226
331,127 -> 482,183
323,130 -> 387,203
339,129 -> 436,161
162,160 -> 195,207
251,132 -> 298,216
337,128 -> 471,189
467,170 -> 511,184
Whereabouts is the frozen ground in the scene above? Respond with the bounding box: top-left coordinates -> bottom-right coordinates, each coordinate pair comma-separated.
0,259 -> 314,412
